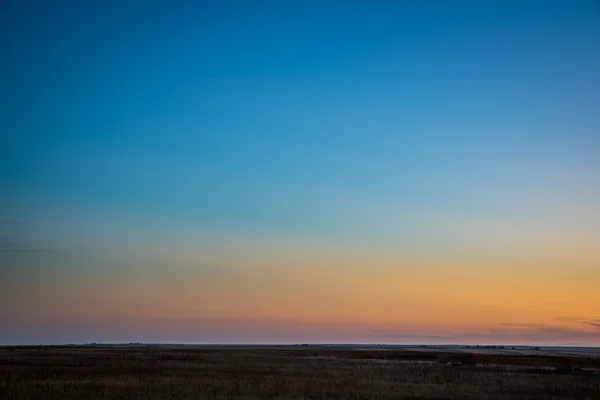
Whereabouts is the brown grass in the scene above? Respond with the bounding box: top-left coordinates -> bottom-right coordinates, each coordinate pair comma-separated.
1,347 -> 599,399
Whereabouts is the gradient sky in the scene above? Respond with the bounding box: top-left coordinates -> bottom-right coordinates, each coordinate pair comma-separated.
2,1 -> 600,345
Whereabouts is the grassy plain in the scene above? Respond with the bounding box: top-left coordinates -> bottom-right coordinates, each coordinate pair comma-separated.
1,347 -> 599,399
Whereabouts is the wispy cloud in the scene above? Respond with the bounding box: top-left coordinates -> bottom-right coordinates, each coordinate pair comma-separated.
582,319 -> 600,329
556,317 -> 600,330
482,321 -> 600,345
0,220 -> 55,253
365,322 -> 600,345
497,322 -> 546,328
0,249 -> 55,253
367,333 -> 454,341
0,220 -> 36,226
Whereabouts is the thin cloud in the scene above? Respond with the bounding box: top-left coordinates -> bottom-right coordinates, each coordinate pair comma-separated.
368,323 -> 600,345
368,333 -> 454,341
556,317 -> 600,330
498,322 -> 546,328
0,220 -> 55,253
487,324 -> 600,344
0,249 -> 56,253
582,320 -> 600,329
0,220 -> 36,226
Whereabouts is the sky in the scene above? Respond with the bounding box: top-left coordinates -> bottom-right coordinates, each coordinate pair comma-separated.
1,0 -> 600,345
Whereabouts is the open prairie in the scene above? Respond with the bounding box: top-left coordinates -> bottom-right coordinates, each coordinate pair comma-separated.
1,347 -> 599,399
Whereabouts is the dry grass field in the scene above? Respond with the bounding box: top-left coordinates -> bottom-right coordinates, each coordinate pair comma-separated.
1,347 -> 599,399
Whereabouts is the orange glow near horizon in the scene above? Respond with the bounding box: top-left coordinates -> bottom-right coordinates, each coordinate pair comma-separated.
4,240 -> 600,345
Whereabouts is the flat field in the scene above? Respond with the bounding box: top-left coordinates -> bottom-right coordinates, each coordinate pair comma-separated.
1,347 -> 599,399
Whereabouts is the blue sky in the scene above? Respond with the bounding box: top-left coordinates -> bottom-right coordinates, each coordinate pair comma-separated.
2,1 -> 600,344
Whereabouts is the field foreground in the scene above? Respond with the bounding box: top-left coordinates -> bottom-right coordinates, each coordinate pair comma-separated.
1,347 -> 600,399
